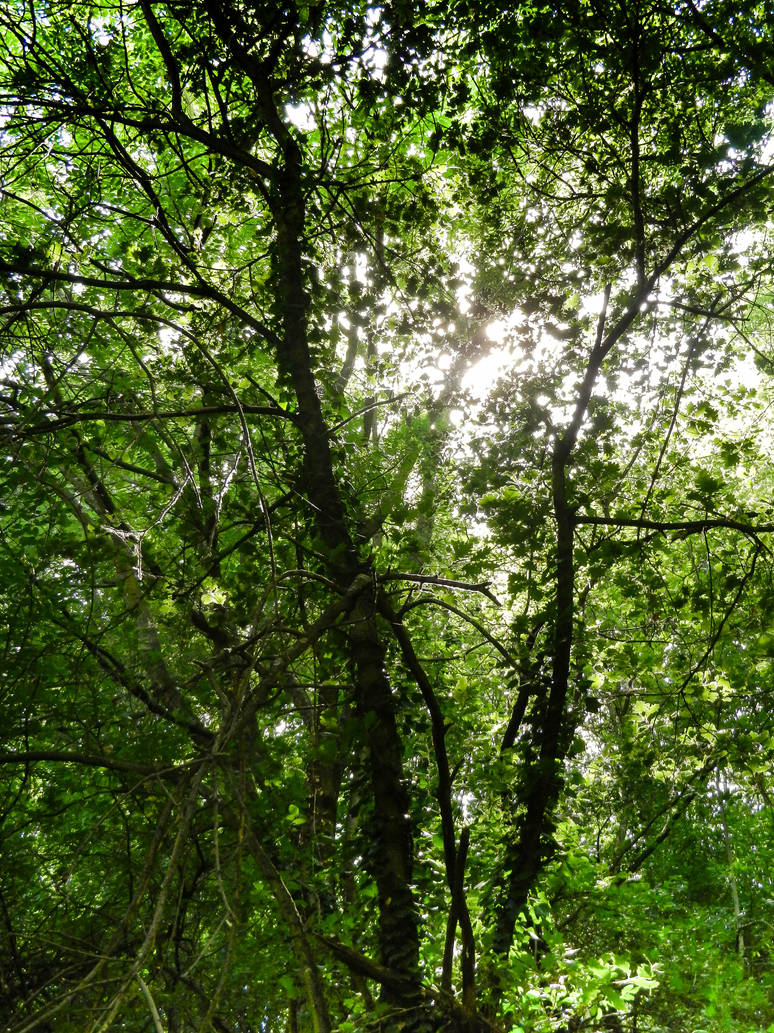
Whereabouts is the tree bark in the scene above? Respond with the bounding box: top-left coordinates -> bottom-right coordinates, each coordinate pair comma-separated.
270,136 -> 420,990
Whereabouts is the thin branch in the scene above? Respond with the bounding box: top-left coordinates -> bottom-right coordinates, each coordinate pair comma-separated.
136,976 -> 164,1033
398,595 -> 516,665
575,514 -> 774,535
239,573 -> 373,726
229,799 -> 332,1033
383,571 -> 502,606
0,259 -> 282,346
327,393 -> 409,435
639,300 -> 721,521
685,0 -> 774,88
610,757 -> 717,873
91,767 -> 209,1033
500,621 -> 547,754
655,298 -> 735,321
677,543 -> 761,695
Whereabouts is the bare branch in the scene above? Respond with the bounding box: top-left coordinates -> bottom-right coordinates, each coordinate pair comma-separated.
383,571 -> 502,606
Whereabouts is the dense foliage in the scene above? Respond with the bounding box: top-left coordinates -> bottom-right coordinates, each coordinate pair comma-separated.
1,2 -> 774,1031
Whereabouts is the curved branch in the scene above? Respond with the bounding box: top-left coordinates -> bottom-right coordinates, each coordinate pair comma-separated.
379,596 -> 460,893
398,595 -> 516,666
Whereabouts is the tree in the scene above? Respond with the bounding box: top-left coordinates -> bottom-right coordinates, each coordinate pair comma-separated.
1,1 -> 773,1031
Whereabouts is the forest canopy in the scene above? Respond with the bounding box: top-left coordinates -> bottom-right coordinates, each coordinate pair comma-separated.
2,1 -> 774,1031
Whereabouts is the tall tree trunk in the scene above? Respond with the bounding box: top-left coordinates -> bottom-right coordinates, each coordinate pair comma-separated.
271,138 -> 420,991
